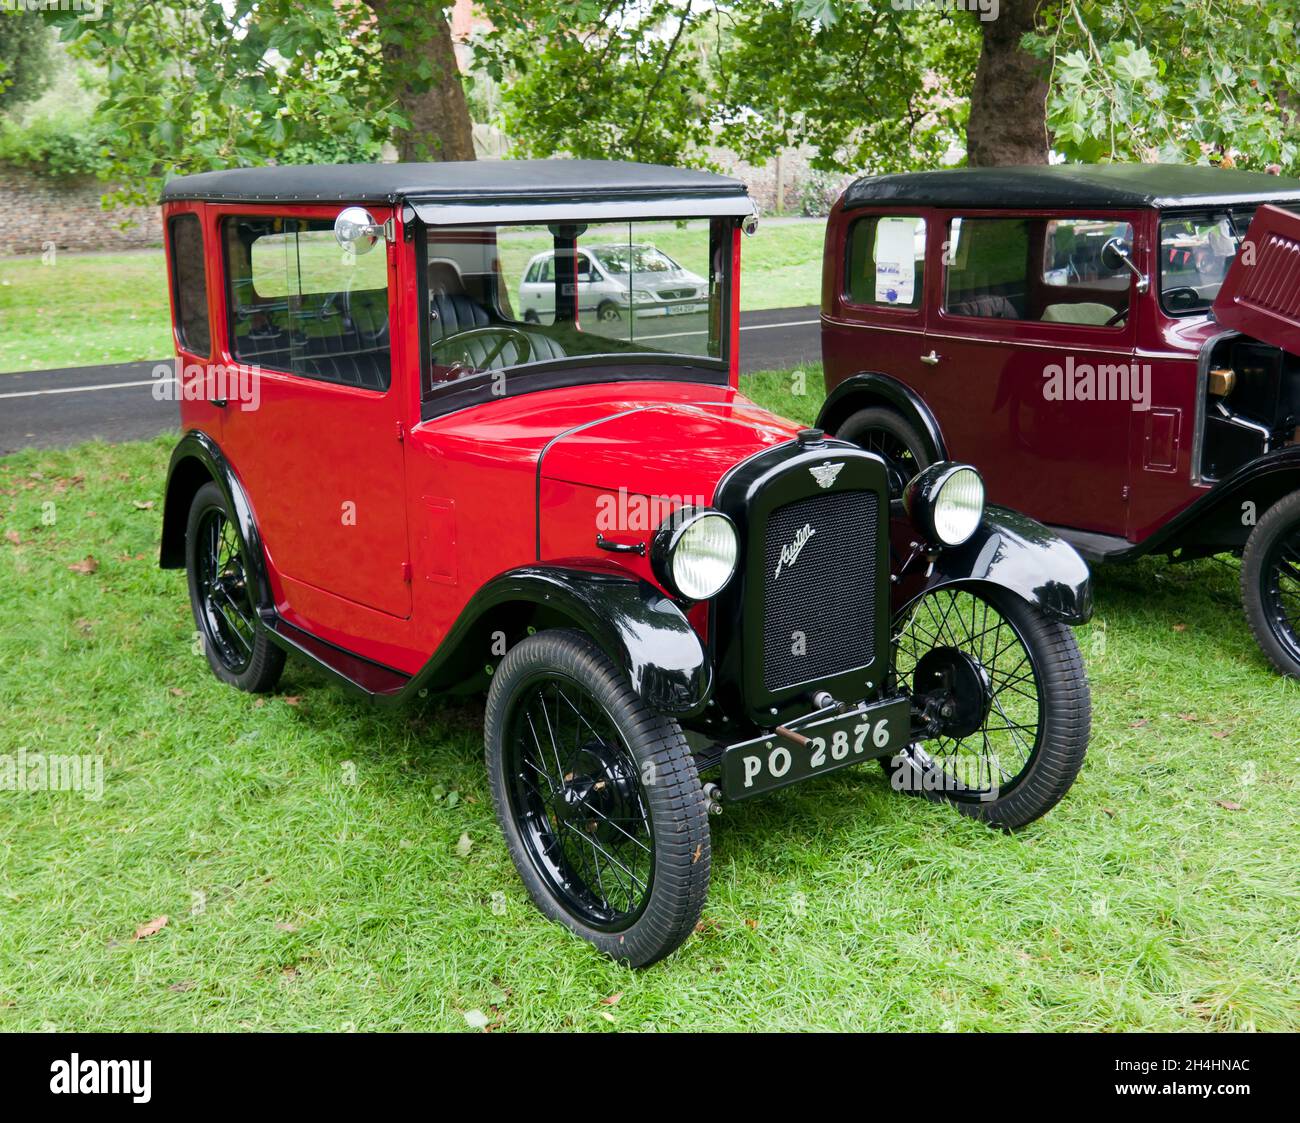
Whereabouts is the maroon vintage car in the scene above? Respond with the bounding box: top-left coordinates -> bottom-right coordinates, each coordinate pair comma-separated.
156,160 -> 1095,965
819,164 -> 1300,677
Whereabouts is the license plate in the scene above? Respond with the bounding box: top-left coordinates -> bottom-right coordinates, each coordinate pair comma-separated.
664,302 -> 704,315
720,697 -> 911,802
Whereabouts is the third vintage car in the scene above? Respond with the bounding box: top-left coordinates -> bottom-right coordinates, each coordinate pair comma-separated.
159,159 -> 1092,965
819,164 -> 1300,677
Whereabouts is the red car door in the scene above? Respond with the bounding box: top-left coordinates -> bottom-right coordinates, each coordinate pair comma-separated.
213,205 -> 412,621
923,210 -> 1140,537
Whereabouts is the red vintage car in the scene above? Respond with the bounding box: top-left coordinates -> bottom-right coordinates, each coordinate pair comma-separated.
819,165 -> 1300,677
159,160 -> 1092,965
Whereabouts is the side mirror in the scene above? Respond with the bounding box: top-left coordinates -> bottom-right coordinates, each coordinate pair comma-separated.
1101,235 -> 1149,293
334,207 -> 384,255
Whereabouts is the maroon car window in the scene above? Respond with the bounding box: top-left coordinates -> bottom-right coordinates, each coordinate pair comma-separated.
845,215 -> 925,308
168,214 -> 211,357
946,215 -> 1133,327
222,216 -> 391,391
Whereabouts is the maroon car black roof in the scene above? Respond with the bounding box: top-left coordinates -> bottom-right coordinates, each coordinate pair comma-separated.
160,159 -> 749,206
842,164 -> 1300,211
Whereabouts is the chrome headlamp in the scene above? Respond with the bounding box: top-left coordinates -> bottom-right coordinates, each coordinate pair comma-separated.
903,462 -> 985,547
651,507 -> 739,601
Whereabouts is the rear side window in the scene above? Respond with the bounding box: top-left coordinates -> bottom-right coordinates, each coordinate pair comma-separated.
168,214 -> 211,357
945,217 -> 1031,319
845,215 -> 925,307
223,215 -> 391,390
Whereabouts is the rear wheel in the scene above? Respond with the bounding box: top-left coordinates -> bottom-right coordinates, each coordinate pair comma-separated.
885,585 -> 1090,829
185,482 -> 284,692
836,407 -> 929,498
485,630 -> 710,966
1241,490 -> 1300,677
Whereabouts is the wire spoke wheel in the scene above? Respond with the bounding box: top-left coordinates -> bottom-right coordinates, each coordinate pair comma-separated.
195,506 -> 257,673
1261,529 -> 1300,667
893,588 -> 1042,797
888,585 -> 1089,829
506,674 -> 655,930
859,429 -> 919,498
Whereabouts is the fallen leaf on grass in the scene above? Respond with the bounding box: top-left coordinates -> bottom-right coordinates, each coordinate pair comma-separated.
132,500 -> 155,510
168,687 -> 188,697
1212,730 -> 1231,739
68,556 -> 99,575
169,980 -> 196,993
281,695 -> 303,707
745,918 -> 759,930
693,917 -> 720,935
3,531 -> 19,546
599,992 -> 622,1007
75,618 -> 94,635
1101,807 -> 1116,818
455,832 -> 474,857
1130,719 -> 1150,729
133,916 -> 168,940
1215,800 -> 1244,811
1172,623 -> 1188,632
275,922 -> 299,933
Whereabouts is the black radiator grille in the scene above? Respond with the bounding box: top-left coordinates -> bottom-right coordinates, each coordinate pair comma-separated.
761,489 -> 878,693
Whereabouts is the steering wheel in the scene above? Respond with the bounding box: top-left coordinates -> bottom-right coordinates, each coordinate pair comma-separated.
1104,307 -> 1128,327
1163,285 -> 1203,312
434,326 -> 534,372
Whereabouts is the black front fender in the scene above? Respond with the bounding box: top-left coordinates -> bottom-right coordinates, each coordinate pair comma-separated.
896,506 -> 1093,625
816,372 -> 949,464
410,566 -> 713,718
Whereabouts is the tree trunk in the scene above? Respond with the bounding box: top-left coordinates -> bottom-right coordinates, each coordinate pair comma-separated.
364,0 -> 476,162
966,0 -> 1052,166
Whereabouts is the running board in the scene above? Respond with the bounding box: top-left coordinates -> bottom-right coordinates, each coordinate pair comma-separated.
1047,525 -> 1138,563
261,612 -> 412,698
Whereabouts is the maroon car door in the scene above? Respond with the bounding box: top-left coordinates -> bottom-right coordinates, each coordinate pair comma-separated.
922,211 -> 1140,537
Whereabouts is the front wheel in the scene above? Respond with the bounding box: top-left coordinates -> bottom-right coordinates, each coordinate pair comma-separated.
596,300 -> 622,322
485,630 -> 710,966
885,585 -> 1090,829
1241,490 -> 1300,677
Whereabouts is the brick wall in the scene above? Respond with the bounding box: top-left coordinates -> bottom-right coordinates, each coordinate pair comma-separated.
0,165 -> 161,257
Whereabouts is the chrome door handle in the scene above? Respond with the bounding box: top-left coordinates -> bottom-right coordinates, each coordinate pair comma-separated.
920,351 -> 941,366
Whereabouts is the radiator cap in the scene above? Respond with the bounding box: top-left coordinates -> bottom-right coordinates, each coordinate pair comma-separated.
796,427 -> 826,448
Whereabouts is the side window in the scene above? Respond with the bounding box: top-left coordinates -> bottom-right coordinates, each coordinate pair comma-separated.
946,215 -> 1134,327
1043,218 -> 1135,291
168,214 -> 211,357
223,215 -> 391,390
944,217 -> 1030,319
845,215 -> 925,307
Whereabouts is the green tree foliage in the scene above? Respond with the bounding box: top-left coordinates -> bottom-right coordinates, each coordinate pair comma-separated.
1026,0 -> 1300,171
0,10 -> 56,113
50,1 -> 402,203
479,1 -> 975,172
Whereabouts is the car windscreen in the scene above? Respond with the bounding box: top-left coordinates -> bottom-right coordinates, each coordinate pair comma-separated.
421,218 -> 730,407
1158,206 -> 1258,315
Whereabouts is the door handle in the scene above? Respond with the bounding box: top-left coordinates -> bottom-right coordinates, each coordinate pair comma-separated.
920,351 -> 941,366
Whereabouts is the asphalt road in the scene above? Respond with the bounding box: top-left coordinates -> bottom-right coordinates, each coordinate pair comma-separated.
0,305 -> 821,456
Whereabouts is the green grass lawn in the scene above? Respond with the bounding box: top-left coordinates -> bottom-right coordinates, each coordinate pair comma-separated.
1,371 -> 1297,1031
0,220 -> 824,374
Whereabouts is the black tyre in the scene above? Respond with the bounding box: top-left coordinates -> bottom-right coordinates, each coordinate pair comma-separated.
836,407 -> 930,498
1241,490 -> 1300,677
185,481 -> 285,693
884,585 -> 1090,829
485,629 -> 710,966
596,300 -> 622,322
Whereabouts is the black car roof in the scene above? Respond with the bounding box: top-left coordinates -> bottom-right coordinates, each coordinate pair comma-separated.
160,159 -> 748,206
842,164 -> 1300,211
